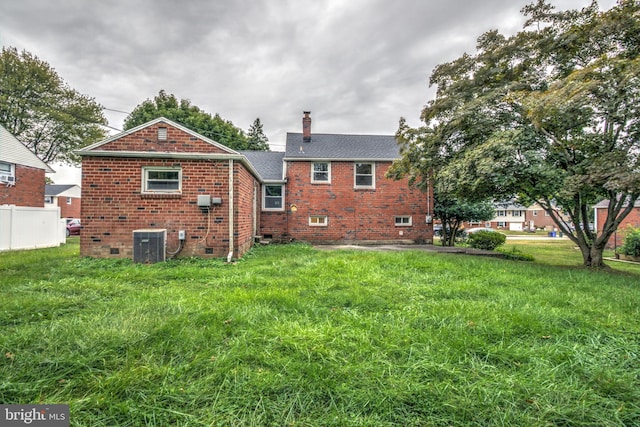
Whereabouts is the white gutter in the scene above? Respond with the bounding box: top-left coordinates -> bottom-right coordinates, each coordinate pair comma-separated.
227,159 -> 234,262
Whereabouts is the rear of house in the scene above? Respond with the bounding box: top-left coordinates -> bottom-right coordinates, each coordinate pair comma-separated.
77,118 -> 261,259
258,112 -> 433,244
77,113 -> 434,261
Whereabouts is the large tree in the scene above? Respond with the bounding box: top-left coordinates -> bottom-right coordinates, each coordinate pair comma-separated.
246,118 -> 270,151
391,0 -> 640,268
0,47 -> 107,164
124,90 -> 249,151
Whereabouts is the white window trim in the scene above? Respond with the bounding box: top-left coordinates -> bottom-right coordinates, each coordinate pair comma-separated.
0,162 -> 15,183
141,166 -> 182,194
354,162 -> 375,189
309,215 -> 328,226
311,162 -> 331,184
394,216 -> 412,226
263,184 -> 284,211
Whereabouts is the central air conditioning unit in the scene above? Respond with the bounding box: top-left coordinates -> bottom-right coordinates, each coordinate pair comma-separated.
133,229 -> 166,263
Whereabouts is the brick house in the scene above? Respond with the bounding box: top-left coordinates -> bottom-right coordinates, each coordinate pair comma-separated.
270,112 -> 432,243
0,124 -> 54,207
77,118 -> 262,259
77,113 -> 433,260
594,199 -> 640,249
45,184 -> 82,218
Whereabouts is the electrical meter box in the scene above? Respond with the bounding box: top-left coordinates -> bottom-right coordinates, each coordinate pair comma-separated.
133,229 -> 166,263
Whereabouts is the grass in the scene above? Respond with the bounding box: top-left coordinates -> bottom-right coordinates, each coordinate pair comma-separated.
1,239 -> 639,426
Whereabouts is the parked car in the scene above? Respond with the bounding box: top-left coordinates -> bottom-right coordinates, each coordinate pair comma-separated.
66,218 -> 81,236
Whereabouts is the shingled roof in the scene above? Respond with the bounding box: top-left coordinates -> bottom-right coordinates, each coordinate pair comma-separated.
284,132 -> 399,160
45,184 -> 78,196
240,151 -> 285,182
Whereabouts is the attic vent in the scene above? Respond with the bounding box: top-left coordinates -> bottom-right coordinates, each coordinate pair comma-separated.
158,127 -> 167,141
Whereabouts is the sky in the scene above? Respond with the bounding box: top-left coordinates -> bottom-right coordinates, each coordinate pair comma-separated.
0,0 -> 616,185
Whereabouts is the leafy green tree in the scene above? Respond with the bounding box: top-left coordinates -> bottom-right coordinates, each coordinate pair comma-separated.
434,195 -> 495,247
0,47 -> 107,164
124,90 -> 248,150
391,0 -> 640,267
246,118 -> 270,151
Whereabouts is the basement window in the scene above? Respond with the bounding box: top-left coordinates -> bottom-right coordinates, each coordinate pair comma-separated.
142,167 -> 182,194
309,215 -> 328,226
394,216 -> 412,226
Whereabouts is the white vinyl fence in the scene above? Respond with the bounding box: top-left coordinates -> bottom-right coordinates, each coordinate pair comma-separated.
0,205 -> 65,251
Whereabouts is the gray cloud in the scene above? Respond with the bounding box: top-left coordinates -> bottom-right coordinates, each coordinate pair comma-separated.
1,0 -> 616,166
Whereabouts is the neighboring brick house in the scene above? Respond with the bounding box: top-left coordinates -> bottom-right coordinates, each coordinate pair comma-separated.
490,201 -> 527,231
45,184 -> 82,218
594,199 -> 640,249
77,114 -> 433,260
526,203 -> 572,231
0,124 -> 54,207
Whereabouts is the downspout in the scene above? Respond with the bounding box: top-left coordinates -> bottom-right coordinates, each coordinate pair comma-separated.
227,159 -> 234,262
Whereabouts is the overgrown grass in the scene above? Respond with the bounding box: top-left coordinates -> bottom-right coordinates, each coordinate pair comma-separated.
1,240 -> 639,426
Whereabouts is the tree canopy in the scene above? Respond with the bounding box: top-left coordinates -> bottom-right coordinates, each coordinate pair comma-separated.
124,90 -> 262,151
390,0 -> 640,267
0,47 -> 107,164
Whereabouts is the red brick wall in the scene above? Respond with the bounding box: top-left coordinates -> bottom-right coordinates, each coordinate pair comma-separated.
234,164 -> 260,256
59,197 -> 81,219
597,206 -> 640,249
80,156 -> 255,259
99,123 -> 230,154
0,165 -> 45,207
275,161 -> 433,244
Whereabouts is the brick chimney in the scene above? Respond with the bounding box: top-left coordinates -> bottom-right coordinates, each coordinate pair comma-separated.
302,111 -> 311,142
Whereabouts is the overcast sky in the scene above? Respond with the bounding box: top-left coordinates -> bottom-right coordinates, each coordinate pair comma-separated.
1,0 -> 616,185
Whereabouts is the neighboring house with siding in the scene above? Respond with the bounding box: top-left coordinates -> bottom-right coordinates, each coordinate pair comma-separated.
0,124 -> 54,207
77,113 -> 433,260
45,184 -> 82,218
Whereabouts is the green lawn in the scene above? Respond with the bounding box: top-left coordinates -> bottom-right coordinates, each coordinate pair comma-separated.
1,240 -> 639,426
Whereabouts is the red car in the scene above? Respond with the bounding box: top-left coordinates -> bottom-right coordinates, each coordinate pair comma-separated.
66,219 -> 81,236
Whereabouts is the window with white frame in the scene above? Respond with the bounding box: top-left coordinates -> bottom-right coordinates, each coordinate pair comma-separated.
66,197 -> 72,205
496,210 -> 506,217
309,215 -> 328,226
142,167 -> 182,193
45,196 -> 53,204
497,221 -> 506,227
533,210 -> 538,216
355,163 -> 375,188
394,216 -> 412,226
263,184 -> 284,210
0,162 -> 15,183
311,162 -> 330,183
512,210 -> 523,217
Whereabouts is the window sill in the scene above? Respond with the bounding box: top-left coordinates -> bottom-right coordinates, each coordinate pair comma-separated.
140,193 -> 182,199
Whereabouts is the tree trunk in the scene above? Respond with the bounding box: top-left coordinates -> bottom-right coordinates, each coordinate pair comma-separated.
578,242 -> 606,268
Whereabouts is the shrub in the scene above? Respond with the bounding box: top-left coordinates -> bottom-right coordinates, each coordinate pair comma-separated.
498,246 -> 535,261
468,230 -> 506,250
619,226 -> 640,257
